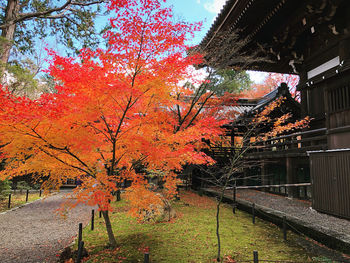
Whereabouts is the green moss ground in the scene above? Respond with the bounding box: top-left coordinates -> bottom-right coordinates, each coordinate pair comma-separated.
0,192 -> 41,212
78,191 -> 319,262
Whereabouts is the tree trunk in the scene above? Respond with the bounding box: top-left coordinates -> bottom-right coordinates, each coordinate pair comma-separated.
216,202 -> 221,262
101,210 -> 117,248
1,0 -> 20,65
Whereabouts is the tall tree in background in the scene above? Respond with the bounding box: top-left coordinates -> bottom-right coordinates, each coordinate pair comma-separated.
0,0 -> 118,65
205,68 -> 252,96
0,0 -> 225,247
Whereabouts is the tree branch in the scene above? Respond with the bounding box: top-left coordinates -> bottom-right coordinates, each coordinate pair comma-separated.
39,146 -> 93,177
0,0 -> 105,29
16,0 -> 73,23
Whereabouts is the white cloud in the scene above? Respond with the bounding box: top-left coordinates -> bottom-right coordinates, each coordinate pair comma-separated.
203,0 -> 226,14
178,66 -> 209,89
196,0 -> 201,4
247,71 -> 268,84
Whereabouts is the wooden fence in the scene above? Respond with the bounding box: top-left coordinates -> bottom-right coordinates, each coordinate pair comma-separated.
210,128 -> 327,159
309,149 -> 350,219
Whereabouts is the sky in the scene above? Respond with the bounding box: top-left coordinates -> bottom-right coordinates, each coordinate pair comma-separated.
165,0 -> 224,45
39,0 -> 268,84
165,0 -> 268,83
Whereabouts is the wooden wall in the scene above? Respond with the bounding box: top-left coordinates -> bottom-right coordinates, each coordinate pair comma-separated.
310,150 -> 350,219
325,73 -> 350,148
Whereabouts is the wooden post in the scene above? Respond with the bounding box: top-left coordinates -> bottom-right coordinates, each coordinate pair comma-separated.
198,188 -> 203,196
176,186 -> 180,200
78,223 -> 83,246
144,252 -> 149,263
185,173 -> 189,190
252,203 -> 255,224
39,189 -> 42,197
91,210 -> 95,231
304,186 -> 308,199
286,157 -> 298,198
26,190 -> 29,202
253,250 -> 258,263
116,190 -> 121,201
261,163 -> 268,191
8,193 -> 11,209
232,185 -> 236,214
200,177 -> 204,195
76,241 -> 84,263
243,168 -> 248,187
283,216 -> 287,241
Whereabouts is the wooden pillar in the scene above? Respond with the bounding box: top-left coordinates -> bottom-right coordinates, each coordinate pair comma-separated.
297,67 -> 308,123
243,168 -> 248,186
231,130 -> 235,148
261,162 -> 269,191
286,157 -> 298,198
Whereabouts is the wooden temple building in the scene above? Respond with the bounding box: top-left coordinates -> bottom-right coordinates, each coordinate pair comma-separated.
199,0 -> 350,219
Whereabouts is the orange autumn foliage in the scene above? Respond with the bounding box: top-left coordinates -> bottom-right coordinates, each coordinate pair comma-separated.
244,73 -> 299,99
254,97 -> 310,140
124,172 -> 180,221
125,179 -> 163,221
181,191 -> 216,209
0,0 -> 226,236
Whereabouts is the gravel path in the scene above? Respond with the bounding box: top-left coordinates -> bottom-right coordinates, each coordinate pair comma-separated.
0,190 -> 94,263
235,189 -> 350,237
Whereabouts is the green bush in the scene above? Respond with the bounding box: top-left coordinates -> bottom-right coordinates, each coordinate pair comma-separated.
0,179 -> 11,200
15,181 -> 31,190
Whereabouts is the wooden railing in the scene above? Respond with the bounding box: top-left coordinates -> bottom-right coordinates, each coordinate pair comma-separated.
209,128 -> 327,158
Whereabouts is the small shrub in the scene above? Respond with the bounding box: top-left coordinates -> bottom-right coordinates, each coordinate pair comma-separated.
0,179 -> 11,200
15,181 -> 31,191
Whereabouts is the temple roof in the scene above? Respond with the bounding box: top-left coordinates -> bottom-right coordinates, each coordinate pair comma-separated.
199,0 -> 348,74
223,83 -> 301,131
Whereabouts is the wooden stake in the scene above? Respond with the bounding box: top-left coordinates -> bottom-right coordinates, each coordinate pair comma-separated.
8,193 -> 11,209
253,250 -> 258,263
76,241 -> 84,263
91,210 -> 95,231
144,252 -> 149,263
78,223 -> 83,246
116,190 -> 121,201
283,215 -> 287,240
232,186 -> 236,214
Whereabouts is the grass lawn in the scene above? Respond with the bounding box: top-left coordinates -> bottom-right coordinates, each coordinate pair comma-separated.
0,191 -> 42,212
78,190 -> 318,263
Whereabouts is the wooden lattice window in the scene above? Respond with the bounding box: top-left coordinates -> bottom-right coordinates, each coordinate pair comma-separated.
328,85 -> 350,113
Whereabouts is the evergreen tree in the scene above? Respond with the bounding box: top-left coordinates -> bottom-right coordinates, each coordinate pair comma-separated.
0,0 -> 111,64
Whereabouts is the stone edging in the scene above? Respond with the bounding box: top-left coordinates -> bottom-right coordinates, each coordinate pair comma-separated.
0,192 -> 59,215
0,197 -> 44,215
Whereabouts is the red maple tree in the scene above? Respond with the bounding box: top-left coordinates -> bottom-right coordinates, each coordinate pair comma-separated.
0,0 -> 225,246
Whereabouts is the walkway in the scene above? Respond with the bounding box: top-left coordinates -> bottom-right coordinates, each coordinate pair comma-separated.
236,189 -> 350,239
204,188 -> 350,259
0,191 -> 93,263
